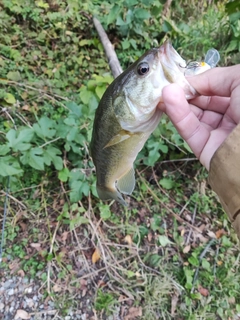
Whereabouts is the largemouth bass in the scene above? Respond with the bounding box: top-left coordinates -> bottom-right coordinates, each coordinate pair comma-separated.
90,41 -> 197,206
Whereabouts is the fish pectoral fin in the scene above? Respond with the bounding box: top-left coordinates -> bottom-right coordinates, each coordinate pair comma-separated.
117,167 -> 135,195
103,130 -> 132,149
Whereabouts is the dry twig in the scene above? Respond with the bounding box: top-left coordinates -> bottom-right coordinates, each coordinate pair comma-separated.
93,17 -> 123,79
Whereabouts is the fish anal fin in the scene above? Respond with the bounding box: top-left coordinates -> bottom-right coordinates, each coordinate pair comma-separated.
117,167 -> 135,195
104,130 -> 132,149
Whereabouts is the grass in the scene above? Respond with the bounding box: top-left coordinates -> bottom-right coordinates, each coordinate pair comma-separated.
0,0 -> 240,319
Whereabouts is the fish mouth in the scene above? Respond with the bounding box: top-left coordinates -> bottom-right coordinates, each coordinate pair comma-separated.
158,41 -> 186,70
157,41 -> 197,99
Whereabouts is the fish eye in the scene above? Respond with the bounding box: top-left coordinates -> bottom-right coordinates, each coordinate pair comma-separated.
137,62 -> 149,76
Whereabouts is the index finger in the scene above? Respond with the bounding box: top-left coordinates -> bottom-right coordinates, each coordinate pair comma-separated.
190,95 -> 230,113
187,65 -> 240,97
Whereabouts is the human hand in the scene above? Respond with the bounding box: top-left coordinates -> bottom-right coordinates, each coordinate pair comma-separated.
159,65 -> 240,170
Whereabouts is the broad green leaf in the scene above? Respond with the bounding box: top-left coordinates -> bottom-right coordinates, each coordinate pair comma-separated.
145,254 -> 161,267
33,117 -> 56,139
188,255 -> 199,267
158,235 -> 173,247
0,156 -> 23,176
6,128 -> 34,151
66,127 -> 78,142
88,95 -> 98,115
93,75 -> 113,84
20,148 -> 44,170
116,15 -> 126,26
36,0 -> 49,8
79,87 -> 94,105
202,259 -> 211,271
122,39 -> 130,50
142,0 -> 155,4
107,4 -> 120,25
58,168 -> 70,182
69,170 -> 89,202
64,117 -> 76,126
51,156 -> 63,170
65,101 -> 82,117
129,39 -> 137,49
134,8 -> 151,20
70,213 -> 89,230
183,141 -> 193,153
226,39 -> 238,53
79,39 -> 92,46
150,214 -> 161,232
74,133 -> 85,146
4,93 -> 16,104
0,145 -> 10,155
6,71 -> 21,81
43,145 -> 63,170
95,85 -> 106,99
159,178 -> 175,190
100,205 -> 111,220
150,5 -> 162,17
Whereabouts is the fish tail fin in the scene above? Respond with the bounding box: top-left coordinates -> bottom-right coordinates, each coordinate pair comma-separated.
97,185 -> 127,206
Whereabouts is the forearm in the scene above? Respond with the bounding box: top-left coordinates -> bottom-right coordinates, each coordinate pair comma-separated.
208,124 -> 240,239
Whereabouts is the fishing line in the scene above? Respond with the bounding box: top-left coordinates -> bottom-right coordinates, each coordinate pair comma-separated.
0,176 -> 10,264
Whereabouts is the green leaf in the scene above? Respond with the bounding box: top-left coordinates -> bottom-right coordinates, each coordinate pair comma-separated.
158,235 -> 173,247
43,145 -> 63,170
107,4 -> 120,25
202,259 -> 211,271
159,178 -> 175,190
79,87 -> 95,105
122,39 -> 130,50
6,128 -> 34,151
70,213 -> 89,230
4,93 -> 16,104
150,214 -> 161,232
129,39 -> 137,49
79,39 -> 93,46
65,101 -> 82,117
6,71 -> 21,81
69,170 -> 89,202
0,145 -> 10,155
66,127 -> 78,142
100,205 -> 111,220
188,255 -> 199,267
0,156 -> 23,176
125,0 -> 138,6
95,85 -> 106,99
145,254 -> 161,267
142,0 -> 154,5
226,39 -> 238,53
116,15 -> 126,26
64,117 -> 76,126
58,168 -> 70,182
184,267 -> 194,289
33,117 -> 56,139
134,8 -> 151,20
20,148 -> 44,170
158,144 -> 168,153
183,141 -> 193,153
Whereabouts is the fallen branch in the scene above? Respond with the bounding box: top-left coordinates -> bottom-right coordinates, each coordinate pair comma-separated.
93,17 -> 123,79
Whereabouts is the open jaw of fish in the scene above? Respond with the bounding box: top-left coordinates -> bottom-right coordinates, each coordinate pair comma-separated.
90,41 -> 198,206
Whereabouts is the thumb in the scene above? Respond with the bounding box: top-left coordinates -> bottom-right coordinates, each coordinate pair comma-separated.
162,84 -> 210,162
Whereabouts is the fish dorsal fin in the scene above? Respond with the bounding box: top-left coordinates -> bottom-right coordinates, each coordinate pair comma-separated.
117,167 -> 135,195
104,130 -> 131,149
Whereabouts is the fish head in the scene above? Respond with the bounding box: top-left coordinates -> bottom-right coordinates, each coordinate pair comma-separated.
113,41 -> 197,132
